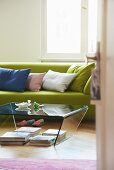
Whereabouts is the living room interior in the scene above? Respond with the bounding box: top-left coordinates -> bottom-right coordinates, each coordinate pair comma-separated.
0,0 -> 113,170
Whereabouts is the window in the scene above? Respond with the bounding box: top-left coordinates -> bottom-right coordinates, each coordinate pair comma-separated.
41,0 -> 97,62
88,0 -> 98,54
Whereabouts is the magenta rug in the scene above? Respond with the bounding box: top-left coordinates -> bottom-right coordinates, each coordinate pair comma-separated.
0,158 -> 96,170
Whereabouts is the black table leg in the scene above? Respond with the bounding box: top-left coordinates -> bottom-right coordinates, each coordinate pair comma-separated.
54,117 -> 64,147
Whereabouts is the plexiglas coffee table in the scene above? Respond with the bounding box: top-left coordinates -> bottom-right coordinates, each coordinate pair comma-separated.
0,103 -> 88,146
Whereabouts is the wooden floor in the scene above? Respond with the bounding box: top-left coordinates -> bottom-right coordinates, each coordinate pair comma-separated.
0,116 -> 96,160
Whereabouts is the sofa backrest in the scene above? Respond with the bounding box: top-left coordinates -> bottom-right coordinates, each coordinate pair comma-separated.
0,62 -> 92,94
0,62 -> 71,73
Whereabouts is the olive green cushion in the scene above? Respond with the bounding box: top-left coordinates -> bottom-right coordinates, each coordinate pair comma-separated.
84,76 -> 91,95
67,63 -> 95,92
67,65 -> 80,73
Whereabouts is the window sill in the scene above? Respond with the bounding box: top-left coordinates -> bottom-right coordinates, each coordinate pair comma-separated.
41,57 -> 86,63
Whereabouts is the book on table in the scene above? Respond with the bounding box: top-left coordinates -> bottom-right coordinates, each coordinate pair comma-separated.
14,127 -> 41,137
29,135 -> 56,146
0,141 -> 27,145
0,131 -> 30,142
42,129 -> 66,142
42,104 -> 87,118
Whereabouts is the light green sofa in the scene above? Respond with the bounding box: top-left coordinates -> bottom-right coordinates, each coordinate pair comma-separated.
0,62 -> 95,121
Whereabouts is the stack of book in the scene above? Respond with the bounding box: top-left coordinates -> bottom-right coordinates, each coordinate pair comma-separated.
29,135 -> 56,146
0,131 -> 30,145
0,127 -> 41,145
42,129 -> 66,142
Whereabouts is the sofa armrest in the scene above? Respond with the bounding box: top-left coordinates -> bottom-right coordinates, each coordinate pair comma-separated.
83,76 -> 91,95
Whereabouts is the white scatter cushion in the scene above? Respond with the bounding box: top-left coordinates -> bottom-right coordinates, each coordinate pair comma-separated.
42,70 -> 77,92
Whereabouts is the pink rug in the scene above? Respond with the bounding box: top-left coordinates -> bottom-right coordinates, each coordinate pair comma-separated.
0,158 -> 96,170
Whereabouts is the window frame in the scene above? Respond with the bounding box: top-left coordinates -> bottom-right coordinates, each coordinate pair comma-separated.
41,0 -> 88,62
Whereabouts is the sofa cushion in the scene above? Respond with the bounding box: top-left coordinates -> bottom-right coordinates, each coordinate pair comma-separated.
67,63 -> 95,92
42,70 -> 77,92
26,73 -> 45,92
0,90 -> 90,105
67,65 -> 80,73
0,68 -> 31,92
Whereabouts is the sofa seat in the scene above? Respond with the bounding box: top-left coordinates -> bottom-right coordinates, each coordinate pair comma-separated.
0,90 -> 90,105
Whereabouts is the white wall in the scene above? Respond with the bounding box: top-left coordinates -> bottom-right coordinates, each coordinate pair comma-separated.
0,0 -> 41,62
